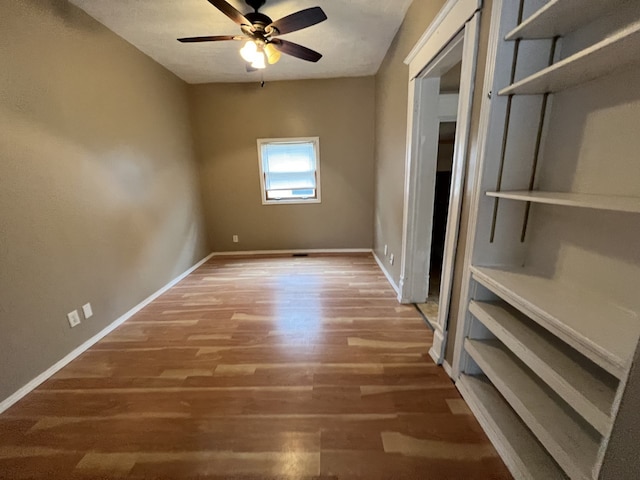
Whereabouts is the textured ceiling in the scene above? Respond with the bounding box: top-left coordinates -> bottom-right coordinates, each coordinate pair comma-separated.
68,0 -> 414,84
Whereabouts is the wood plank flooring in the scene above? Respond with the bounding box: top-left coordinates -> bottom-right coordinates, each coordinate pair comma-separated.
0,254 -> 511,479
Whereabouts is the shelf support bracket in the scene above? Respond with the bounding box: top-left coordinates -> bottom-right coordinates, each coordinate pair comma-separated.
489,0 -> 525,243
520,36 -> 560,242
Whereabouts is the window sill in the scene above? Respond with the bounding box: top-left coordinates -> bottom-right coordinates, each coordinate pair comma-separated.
262,198 -> 322,206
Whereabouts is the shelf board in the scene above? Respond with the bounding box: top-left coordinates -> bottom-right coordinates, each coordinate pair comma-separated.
505,0 -> 624,40
471,266 -> 639,379
469,300 -> 617,436
465,338 -> 601,480
457,374 -> 566,480
499,20 -> 640,95
486,190 -> 640,213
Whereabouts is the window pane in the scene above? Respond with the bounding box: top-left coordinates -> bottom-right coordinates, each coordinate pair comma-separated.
258,138 -> 320,204
265,171 -> 315,190
266,188 -> 316,200
263,142 -> 315,174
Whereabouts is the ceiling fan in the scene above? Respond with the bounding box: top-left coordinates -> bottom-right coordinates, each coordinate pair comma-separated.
178,0 -> 327,71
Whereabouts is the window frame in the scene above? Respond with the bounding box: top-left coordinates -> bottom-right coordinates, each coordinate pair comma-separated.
256,137 -> 322,205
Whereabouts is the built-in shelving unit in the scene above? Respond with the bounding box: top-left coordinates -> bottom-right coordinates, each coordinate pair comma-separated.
499,20 -> 640,95
471,266 -> 639,379
465,338 -> 601,480
453,0 -> 640,477
469,300 -> 617,435
457,374 -> 567,479
486,191 -> 640,214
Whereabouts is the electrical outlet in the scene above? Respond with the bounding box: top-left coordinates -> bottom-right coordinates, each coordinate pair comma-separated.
82,303 -> 93,319
389,253 -> 395,265
232,235 -> 239,243
67,310 -> 81,328
384,244 -> 388,256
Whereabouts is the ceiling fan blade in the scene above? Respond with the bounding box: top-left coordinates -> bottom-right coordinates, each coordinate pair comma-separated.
207,0 -> 252,27
267,7 -> 327,36
178,35 -> 240,43
271,39 -> 322,62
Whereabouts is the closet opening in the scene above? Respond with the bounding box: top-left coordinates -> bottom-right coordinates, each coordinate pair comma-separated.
398,3 -> 482,367
417,61 -> 461,328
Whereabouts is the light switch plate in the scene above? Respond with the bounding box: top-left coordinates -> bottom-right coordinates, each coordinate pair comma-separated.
82,303 -> 93,319
67,310 -> 81,328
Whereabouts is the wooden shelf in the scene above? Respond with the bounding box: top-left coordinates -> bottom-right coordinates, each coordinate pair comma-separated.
469,300 -> 617,436
465,339 -> 601,480
499,20 -> 640,95
471,266 -> 639,379
505,0 -> 625,40
486,190 -> 640,214
457,374 -> 566,480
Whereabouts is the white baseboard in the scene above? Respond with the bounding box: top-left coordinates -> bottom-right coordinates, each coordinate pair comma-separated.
0,252 -> 215,414
430,345 -> 454,380
372,251 -> 400,295
429,346 -> 441,364
212,248 -> 371,256
442,360 -> 453,378
429,328 -> 446,365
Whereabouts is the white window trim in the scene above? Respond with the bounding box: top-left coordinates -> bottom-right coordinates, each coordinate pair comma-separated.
257,137 -> 322,205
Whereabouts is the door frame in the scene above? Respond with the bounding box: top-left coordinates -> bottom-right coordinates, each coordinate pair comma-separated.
398,0 -> 482,365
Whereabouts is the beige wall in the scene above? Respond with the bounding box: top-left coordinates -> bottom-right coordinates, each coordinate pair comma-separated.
372,0 -> 447,281
0,0 -> 208,402
189,77 -> 375,252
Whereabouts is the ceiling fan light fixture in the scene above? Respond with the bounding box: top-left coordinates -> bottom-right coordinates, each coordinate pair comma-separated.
240,40 -> 258,62
251,51 -> 266,69
264,43 -> 281,65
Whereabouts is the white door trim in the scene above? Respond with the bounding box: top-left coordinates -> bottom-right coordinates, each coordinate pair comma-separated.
398,33 -> 465,305
405,0 -> 482,78
398,1 -> 483,366
431,12 -> 481,365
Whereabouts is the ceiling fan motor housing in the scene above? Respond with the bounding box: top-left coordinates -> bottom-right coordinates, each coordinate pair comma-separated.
242,11 -> 275,38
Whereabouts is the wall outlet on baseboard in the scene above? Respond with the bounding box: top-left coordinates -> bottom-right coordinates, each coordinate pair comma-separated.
82,303 -> 93,319
389,253 -> 394,265
384,244 -> 388,256
232,235 -> 239,243
67,310 -> 81,328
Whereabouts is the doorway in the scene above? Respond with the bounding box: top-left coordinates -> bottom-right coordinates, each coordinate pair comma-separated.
416,61 -> 461,326
398,1 -> 481,367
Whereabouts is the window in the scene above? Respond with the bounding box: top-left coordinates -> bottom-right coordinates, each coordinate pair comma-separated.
257,137 -> 321,205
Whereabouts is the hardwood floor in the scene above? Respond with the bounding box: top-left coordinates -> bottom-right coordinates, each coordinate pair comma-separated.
0,254 -> 511,479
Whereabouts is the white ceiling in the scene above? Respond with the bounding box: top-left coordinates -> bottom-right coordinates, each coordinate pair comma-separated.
69,0 -> 413,84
